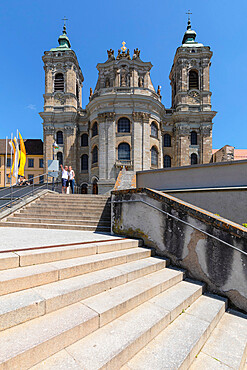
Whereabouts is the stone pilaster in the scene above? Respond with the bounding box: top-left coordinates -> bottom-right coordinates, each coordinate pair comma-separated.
64,125 -> 77,169
98,112 -> 116,180
175,124 -> 190,166
132,112 -> 150,171
201,124 -> 212,163
43,125 -> 55,173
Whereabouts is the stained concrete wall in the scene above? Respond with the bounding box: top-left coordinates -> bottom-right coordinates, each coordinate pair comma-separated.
136,160 -> 247,190
111,188 -> 247,312
165,188 -> 247,225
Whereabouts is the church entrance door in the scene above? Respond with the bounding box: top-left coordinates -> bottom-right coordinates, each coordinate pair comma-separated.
93,180 -> 98,194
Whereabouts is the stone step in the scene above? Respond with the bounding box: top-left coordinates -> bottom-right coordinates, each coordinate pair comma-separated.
80,267 -> 184,327
33,280 -> 206,370
19,210 -> 110,218
8,217 -> 110,226
1,280 -> 201,370
189,311 -> 247,370
2,239 -> 141,267
16,212 -> 111,221
0,257 -> 166,331
36,197 -> 110,204
34,200 -> 110,206
122,295 -> 226,370
24,204 -> 110,211
0,253 -> 20,271
44,196 -> 109,201
0,247 -> 150,296
0,301 -> 99,370
0,221 -> 111,231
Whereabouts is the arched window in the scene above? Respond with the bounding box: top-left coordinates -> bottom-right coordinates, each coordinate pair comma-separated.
56,131 -> 63,145
81,134 -> 88,147
105,77 -> 110,88
191,153 -> 198,165
92,146 -> 98,164
164,155 -> 171,168
81,154 -> 88,171
54,73 -> 64,92
92,122 -> 98,137
151,122 -> 158,138
118,143 -> 130,160
164,134 -> 171,147
151,146 -> 158,166
76,83 -> 79,100
57,152 -> 63,166
191,131 -> 197,145
189,70 -> 199,90
118,118 -> 130,133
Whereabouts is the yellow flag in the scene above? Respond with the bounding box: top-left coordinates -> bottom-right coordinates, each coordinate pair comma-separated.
18,133 -> 26,177
8,140 -> 15,178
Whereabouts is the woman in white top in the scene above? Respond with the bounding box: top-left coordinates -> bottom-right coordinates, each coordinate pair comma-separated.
68,166 -> 75,194
60,164 -> 68,194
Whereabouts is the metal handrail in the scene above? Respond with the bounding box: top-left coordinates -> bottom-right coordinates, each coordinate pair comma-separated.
0,183 -> 48,211
0,173 -> 48,200
111,199 -> 247,257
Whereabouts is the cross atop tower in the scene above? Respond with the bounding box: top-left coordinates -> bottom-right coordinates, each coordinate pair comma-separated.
62,16 -> 68,27
62,16 -> 68,34
186,10 -> 192,21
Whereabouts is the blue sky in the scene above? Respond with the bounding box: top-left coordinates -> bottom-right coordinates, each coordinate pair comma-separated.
0,0 -> 246,149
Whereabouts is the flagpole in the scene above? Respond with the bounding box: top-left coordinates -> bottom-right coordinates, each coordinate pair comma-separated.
5,136 -> 7,187
16,129 -> 19,185
10,133 -> 13,187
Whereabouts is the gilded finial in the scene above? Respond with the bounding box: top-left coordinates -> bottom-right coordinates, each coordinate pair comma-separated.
121,41 -> 127,52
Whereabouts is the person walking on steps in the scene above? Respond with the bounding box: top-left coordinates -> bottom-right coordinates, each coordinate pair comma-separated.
60,164 -> 68,194
68,166 -> 75,194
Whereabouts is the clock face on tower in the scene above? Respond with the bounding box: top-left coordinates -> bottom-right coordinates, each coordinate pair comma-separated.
188,90 -> 201,103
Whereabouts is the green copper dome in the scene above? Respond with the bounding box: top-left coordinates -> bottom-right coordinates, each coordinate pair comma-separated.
182,19 -> 203,47
50,25 -> 71,51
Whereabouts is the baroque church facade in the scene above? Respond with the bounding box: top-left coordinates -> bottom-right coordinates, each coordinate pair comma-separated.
40,19 -> 216,194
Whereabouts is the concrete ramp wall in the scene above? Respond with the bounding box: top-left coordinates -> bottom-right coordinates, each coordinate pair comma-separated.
111,188 -> 247,312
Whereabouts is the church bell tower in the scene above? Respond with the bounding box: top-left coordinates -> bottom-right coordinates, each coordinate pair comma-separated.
40,22 -> 84,173
169,16 -> 217,166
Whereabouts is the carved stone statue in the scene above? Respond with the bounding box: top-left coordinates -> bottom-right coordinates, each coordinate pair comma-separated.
157,85 -> 161,97
121,72 -> 126,87
138,77 -> 143,87
116,49 -> 121,60
107,49 -> 115,60
126,49 -> 131,60
133,48 -> 140,59
89,87 -> 93,98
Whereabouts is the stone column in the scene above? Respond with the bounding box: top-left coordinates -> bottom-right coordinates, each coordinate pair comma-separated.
175,124 -> 190,166
201,124 -> 212,163
132,112 -> 150,171
132,113 -> 142,172
158,121 -> 163,168
142,114 -> 151,170
43,125 -> 55,173
64,125 -> 77,169
106,113 -> 116,179
97,112 -> 116,194
98,113 -> 107,180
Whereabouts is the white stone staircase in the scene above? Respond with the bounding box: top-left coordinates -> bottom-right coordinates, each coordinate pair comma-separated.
0,193 -> 111,232
0,238 -> 246,369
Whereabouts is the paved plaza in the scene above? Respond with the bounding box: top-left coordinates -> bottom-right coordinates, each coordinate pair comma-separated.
0,227 -> 122,252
